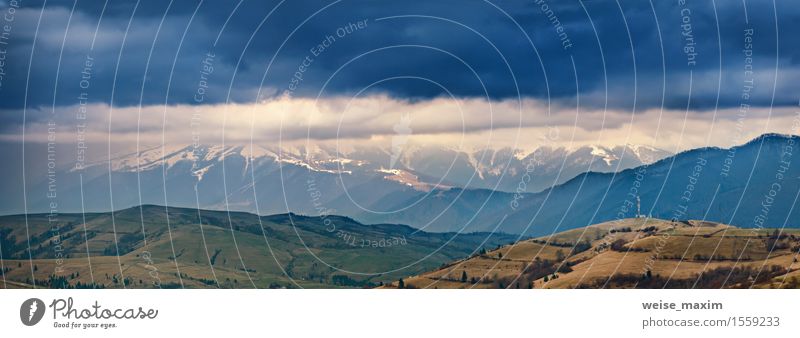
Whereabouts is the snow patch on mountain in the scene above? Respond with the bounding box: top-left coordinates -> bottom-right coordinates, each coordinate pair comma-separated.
82,142 -> 671,193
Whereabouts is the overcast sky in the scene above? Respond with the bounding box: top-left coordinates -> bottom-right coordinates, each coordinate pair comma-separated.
1,0 -> 799,156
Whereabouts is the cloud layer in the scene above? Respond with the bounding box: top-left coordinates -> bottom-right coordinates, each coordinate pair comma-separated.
1,0 -> 798,157
6,96 -> 798,160
1,0 -> 798,112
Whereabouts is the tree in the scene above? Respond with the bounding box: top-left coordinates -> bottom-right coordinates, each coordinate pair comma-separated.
610,239 -> 628,251
461,271 -> 468,282
574,240 -> 592,254
398,278 -> 405,289
544,275 -> 549,282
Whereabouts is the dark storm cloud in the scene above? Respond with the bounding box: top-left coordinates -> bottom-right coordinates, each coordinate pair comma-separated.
0,0 -> 798,126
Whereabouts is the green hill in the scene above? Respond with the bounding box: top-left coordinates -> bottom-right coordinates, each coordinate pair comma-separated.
0,205 -> 518,288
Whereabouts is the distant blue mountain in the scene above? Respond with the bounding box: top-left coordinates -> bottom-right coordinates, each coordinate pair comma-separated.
364,133 -> 800,235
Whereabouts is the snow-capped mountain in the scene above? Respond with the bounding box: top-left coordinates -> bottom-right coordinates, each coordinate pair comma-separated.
4,141 -> 669,224
89,143 -> 670,194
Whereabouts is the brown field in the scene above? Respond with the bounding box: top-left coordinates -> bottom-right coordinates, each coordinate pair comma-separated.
388,218 -> 800,289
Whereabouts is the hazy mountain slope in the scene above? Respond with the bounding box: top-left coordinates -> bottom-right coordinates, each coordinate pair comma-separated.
368,134 -> 800,235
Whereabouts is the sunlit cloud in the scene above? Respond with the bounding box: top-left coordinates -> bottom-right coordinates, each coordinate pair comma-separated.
4,95 -> 797,161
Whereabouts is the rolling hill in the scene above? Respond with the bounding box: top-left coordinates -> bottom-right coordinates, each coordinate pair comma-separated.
0,205 -> 518,288
392,218 -> 800,289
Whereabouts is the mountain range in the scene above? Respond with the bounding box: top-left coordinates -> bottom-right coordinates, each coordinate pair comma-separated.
3,134 -> 798,236
1,141 -> 667,216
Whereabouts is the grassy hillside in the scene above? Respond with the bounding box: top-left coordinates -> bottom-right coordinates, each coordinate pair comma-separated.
392,218 -> 800,289
0,205 -> 518,288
